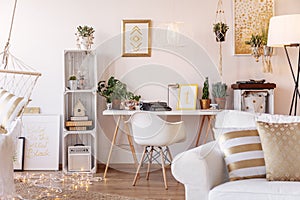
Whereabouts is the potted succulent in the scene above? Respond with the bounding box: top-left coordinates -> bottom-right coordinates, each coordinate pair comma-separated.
68,75 -> 78,90
200,77 -> 211,109
213,22 -> 229,42
76,25 -> 95,50
212,82 -> 227,109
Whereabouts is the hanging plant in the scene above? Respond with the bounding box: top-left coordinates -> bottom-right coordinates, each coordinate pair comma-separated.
213,22 -> 229,42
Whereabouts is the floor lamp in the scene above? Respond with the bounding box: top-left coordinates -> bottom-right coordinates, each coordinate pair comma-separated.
268,14 -> 300,116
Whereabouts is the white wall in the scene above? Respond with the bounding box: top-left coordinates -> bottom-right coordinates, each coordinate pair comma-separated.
0,0 -> 299,164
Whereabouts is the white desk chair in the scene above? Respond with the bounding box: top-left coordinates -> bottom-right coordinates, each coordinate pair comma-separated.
126,112 -> 186,189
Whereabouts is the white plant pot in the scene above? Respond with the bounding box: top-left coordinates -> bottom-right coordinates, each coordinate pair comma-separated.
79,36 -> 91,50
69,80 -> 78,90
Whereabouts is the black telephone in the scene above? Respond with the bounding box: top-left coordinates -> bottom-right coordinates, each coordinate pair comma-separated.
140,102 -> 172,111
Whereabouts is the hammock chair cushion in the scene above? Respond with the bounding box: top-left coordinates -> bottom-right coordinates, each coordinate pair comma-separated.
0,88 -> 27,132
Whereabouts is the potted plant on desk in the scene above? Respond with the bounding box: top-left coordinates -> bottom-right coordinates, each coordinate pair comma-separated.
212,82 -> 227,109
97,76 -> 141,110
200,77 -> 211,109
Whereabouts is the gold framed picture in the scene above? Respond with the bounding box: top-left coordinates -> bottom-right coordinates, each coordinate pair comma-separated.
177,84 -> 198,110
122,19 -> 152,57
233,0 -> 274,55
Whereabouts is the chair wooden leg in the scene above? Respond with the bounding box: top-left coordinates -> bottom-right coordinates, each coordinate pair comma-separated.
133,146 -> 147,186
146,146 -> 153,180
159,147 -> 168,190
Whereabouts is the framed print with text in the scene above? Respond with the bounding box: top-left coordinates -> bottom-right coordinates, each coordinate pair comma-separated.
122,19 -> 152,57
177,84 -> 198,110
14,137 -> 25,171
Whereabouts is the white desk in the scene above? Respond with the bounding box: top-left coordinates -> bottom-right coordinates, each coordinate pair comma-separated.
102,109 -> 220,178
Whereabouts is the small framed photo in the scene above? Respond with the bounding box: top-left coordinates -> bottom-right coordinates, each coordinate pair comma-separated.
177,84 -> 198,110
14,137 -> 25,171
122,19 -> 152,57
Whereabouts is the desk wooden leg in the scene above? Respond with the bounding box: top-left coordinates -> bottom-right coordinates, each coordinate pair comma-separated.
126,132 -> 138,167
195,116 -> 206,147
203,116 -> 213,144
103,116 -> 121,179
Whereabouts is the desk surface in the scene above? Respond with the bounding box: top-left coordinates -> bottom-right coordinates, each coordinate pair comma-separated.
103,109 -> 220,116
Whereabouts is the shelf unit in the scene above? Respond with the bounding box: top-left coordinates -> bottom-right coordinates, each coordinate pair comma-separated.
62,50 -> 97,173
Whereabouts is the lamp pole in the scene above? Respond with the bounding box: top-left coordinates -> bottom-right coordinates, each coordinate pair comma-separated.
284,44 -> 300,116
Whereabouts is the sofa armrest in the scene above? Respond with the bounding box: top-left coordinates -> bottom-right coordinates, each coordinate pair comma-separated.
171,141 -> 228,200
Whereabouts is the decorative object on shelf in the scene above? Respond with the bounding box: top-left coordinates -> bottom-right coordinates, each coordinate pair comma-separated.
213,0 -> 228,77
268,14 -> 300,115
122,19 -> 152,57
73,99 -> 86,117
212,82 -> 227,109
234,0 -> 274,55
177,84 -> 198,110
76,25 -> 95,50
97,76 -> 141,110
68,75 -> 78,90
200,77 -> 211,109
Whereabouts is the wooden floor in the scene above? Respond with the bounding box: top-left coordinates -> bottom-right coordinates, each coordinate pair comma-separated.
19,164 -> 185,200
90,164 -> 185,199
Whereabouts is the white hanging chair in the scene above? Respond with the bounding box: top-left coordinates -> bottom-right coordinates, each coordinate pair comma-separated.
0,0 -> 41,198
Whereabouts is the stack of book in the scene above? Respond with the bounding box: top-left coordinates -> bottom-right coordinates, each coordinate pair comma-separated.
66,116 -> 92,131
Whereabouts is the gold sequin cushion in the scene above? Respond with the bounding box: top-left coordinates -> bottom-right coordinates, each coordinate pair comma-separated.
218,129 -> 266,181
0,89 -> 27,133
256,121 -> 300,181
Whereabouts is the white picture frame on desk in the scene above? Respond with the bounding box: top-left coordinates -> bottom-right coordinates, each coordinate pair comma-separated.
177,84 -> 198,110
22,114 -> 60,170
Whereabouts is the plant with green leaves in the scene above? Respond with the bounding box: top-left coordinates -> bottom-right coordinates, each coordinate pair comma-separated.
212,82 -> 227,98
97,76 -> 141,104
76,25 -> 95,37
213,22 -> 229,34
69,75 -> 77,80
245,34 -> 263,47
127,91 -> 141,102
202,77 -> 210,99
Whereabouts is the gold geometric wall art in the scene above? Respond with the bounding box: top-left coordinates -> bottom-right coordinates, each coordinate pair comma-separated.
234,0 -> 274,55
122,19 -> 152,57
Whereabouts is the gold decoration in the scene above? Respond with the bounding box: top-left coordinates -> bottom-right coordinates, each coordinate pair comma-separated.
234,0 -> 274,55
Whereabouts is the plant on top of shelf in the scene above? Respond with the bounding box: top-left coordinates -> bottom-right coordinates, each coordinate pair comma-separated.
76,25 -> 95,37
69,75 -> 77,80
76,25 -> 95,50
213,22 -> 229,42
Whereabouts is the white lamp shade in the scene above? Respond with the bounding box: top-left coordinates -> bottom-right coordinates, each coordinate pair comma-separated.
267,14 -> 300,47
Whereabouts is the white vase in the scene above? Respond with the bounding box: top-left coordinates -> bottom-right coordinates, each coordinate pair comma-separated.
69,80 -> 78,90
79,36 -> 91,50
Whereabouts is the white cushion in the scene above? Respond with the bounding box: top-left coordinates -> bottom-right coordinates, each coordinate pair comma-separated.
214,110 -> 256,129
0,89 -> 27,129
210,179 -> 300,200
256,113 -> 300,123
218,129 -> 266,181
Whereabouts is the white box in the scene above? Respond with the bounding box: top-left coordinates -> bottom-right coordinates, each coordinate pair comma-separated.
68,146 -> 91,172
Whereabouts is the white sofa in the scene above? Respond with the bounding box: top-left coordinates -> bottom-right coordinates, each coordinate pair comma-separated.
171,110 -> 300,200
0,119 -> 21,198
